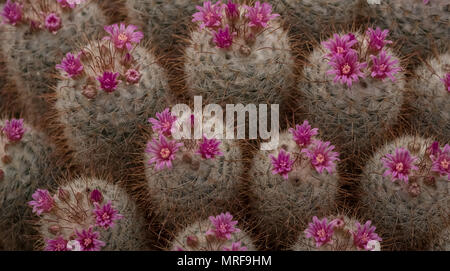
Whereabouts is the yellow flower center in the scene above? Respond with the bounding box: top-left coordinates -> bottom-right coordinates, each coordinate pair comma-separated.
379,64 -> 387,71
342,63 -> 351,75
336,46 -> 345,54
160,148 -> 171,159
316,154 -> 325,164
396,162 -> 404,172
118,33 -> 128,42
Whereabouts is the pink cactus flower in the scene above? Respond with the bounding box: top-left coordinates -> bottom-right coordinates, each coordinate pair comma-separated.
288,120 -> 319,148
431,144 -> 450,180
269,149 -> 295,180
1,0 -> 22,25
302,140 -> 340,175
206,212 -> 240,240
366,27 -> 393,52
56,52 -> 84,78
352,221 -> 382,250
304,216 -> 336,248
327,50 -> 367,88
370,50 -> 401,81
90,189 -> 103,203
2,118 -> 26,142
45,236 -> 68,251
196,135 -> 223,159
103,23 -> 144,51
44,13 -> 62,33
442,73 -> 450,92
224,0 -> 239,19
212,24 -> 237,49
93,201 -> 124,229
146,134 -> 183,171
322,33 -> 358,58
244,1 -> 279,28
57,0 -> 85,8
148,108 -> 177,136
125,68 -> 141,84
28,189 -> 54,216
223,242 -> 248,251
381,147 -> 419,183
75,227 -> 105,251
97,71 -> 121,93
428,141 -> 441,157
192,1 -> 223,30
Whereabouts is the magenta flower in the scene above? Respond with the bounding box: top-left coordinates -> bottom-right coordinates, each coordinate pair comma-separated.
206,212 -> 240,240
302,140 -> 340,175
431,144 -> 450,180
2,118 -> 26,142
304,216 -> 336,248
370,50 -> 401,81
148,108 -> 177,136
97,71 -> 121,93
442,73 -> 450,92
223,242 -> 248,251
366,27 -> 393,52
352,221 -> 382,250
90,189 -> 103,203
192,1 -> 223,30
322,33 -> 358,58
212,24 -> 237,49
269,149 -> 295,180
428,141 -> 441,156
93,201 -> 124,229
1,0 -> 22,25
146,134 -> 183,171
327,51 -> 367,88
196,135 -> 224,159
381,147 -> 419,183
44,13 -> 62,33
28,189 -> 54,216
103,23 -> 144,51
45,236 -> 68,251
75,227 -> 105,251
56,52 -> 84,78
125,68 -> 141,84
244,1 -> 279,28
288,120 -> 319,148
224,1 -> 239,19
57,0 -> 85,8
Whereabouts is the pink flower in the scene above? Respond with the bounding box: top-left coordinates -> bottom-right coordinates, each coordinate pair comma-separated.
269,149 -> 295,180
90,189 -> 103,203
148,108 -> 177,136
125,68 -> 141,84
322,33 -> 358,58
212,24 -> 237,49
192,1 -> 223,30
223,242 -> 247,251
103,23 -> 144,51
57,0 -> 85,8
244,1 -> 279,28
224,1 -> 239,19
1,0 -> 22,25
75,227 -> 105,251
45,236 -> 68,251
93,201 -> 124,229
44,13 -> 62,33
370,50 -> 401,81
428,141 -> 441,157
196,135 -> 223,159
206,212 -> 240,240
146,134 -> 183,171
2,118 -> 26,142
423,0 -> 430,4
442,73 -> 450,92
304,216 -> 336,248
56,52 -> 84,78
97,71 -> 121,93
28,189 -> 54,216
431,144 -> 450,180
327,51 -> 367,88
302,140 -> 340,174
381,147 -> 419,183
288,120 -> 319,148
366,27 -> 393,52
352,221 -> 382,250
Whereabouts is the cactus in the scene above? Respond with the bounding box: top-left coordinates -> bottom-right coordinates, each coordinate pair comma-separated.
430,227 -> 450,251
184,1 -> 294,106
0,118 -> 57,250
360,135 -> 450,250
33,177 -> 149,251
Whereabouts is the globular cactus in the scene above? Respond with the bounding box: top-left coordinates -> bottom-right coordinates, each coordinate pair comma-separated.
32,177 -> 149,251
54,23 -> 169,173
407,52 -> 449,143
184,0 -> 294,105
430,227 -> 450,251
248,123 -> 340,249
0,118 -> 57,250
169,212 -> 256,251
360,135 -> 449,250
291,215 -> 382,251
1,0 -> 108,126
295,31 -> 404,160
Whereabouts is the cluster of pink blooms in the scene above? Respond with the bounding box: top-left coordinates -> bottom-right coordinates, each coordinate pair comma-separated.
146,108 -> 224,171
192,1 -> 279,49
305,216 -> 382,250
429,142 -> 450,181
1,118 -> 26,142
28,188 -> 123,251
322,27 -> 401,88
270,120 -> 340,180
